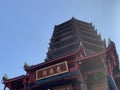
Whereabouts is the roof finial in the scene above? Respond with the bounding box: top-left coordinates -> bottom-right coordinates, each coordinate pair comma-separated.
108,38 -> 112,45
71,16 -> 76,21
72,16 -> 75,19
24,62 -> 29,68
2,74 -> 9,81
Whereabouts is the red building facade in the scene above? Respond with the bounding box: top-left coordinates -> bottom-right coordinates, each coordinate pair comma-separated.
2,18 -> 120,90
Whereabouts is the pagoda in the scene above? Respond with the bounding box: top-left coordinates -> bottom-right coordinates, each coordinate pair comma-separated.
2,18 -> 120,90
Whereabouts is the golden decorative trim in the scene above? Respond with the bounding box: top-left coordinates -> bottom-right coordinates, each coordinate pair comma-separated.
36,61 -> 68,80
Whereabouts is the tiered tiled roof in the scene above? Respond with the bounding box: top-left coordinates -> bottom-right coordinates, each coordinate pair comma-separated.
46,18 -> 105,61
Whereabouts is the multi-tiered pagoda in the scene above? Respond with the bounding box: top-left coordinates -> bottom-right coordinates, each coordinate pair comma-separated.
2,18 -> 120,90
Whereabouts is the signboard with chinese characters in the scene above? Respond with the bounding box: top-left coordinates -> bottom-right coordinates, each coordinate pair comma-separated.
52,84 -> 73,90
36,61 -> 68,80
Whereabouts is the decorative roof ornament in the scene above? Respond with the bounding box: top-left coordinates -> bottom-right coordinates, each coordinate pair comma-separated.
108,38 -> 112,45
71,16 -> 75,20
2,74 -> 9,81
71,17 -> 76,23
79,41 -> 87,56
79,41 -> 83,48
24,62 -> 29,68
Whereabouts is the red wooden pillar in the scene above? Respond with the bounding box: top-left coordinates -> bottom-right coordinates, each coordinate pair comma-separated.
8,84 -> 12,90
75,62 -> 82,80
108,59 -> 112,75
23,77 -> 27,90
29,72 -> 35,83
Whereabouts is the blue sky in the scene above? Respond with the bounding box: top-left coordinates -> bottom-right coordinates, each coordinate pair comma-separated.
0,0 -> 120,89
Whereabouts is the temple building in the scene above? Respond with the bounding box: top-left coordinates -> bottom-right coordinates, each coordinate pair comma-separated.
2,18 -> 120,90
